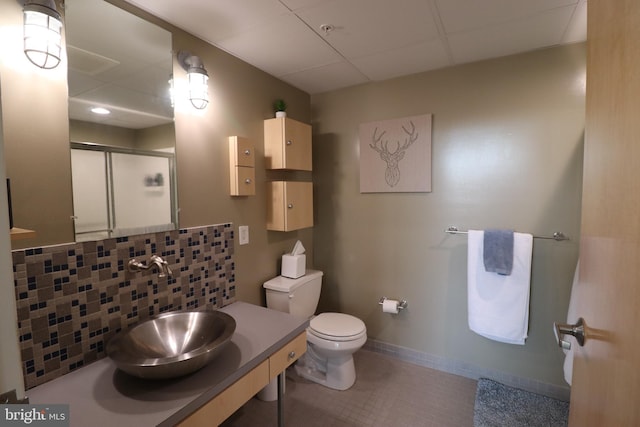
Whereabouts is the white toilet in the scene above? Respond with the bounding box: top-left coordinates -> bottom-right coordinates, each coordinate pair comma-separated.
263,269 -> 367,391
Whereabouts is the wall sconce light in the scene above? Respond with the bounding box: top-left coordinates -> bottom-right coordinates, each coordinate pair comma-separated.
177,51 -> 209,110
23,0 -> 63,69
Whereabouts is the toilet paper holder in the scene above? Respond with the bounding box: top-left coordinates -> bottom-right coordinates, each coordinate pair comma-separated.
378,297 -> 408,310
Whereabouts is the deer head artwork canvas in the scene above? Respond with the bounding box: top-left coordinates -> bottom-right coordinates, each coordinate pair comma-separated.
359,114 -> 432,193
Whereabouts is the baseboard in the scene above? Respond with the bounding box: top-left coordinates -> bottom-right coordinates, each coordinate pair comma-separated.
363,339 -> 570,401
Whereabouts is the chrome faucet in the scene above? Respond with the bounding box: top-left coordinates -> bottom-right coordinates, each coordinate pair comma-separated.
128,255 -> 173,278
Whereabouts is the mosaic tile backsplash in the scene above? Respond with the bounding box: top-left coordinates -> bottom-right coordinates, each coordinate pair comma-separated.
12,223 -> 235,390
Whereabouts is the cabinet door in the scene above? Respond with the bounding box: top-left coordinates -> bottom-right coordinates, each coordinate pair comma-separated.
230,167 -> 255,196
264,118 -> 312,170
284,181 -> 313,230
266,181 -> 313,231
283,118 -> 312,171
229,136 -> 254,167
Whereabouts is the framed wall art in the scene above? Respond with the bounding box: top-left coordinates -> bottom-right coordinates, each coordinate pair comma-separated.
359,113 -> 432,193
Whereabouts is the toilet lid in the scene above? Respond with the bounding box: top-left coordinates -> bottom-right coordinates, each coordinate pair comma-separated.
309,313 -> 366,340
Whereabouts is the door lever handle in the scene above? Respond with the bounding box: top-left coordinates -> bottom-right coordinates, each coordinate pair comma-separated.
554,317 -> 586,350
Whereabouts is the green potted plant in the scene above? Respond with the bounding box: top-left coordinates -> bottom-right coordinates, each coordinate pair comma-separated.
273,99 -> 287,118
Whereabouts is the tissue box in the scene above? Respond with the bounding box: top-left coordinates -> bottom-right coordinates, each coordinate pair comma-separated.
282,254 -> 305,279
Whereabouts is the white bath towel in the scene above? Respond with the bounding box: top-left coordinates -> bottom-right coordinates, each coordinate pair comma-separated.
467,230 -> 533,345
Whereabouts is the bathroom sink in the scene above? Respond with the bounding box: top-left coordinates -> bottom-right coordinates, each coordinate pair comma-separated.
106,309 -> 236,379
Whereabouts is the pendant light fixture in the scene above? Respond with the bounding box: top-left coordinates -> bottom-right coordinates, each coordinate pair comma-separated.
23,0 -> 63,69
177,51 -> 209,110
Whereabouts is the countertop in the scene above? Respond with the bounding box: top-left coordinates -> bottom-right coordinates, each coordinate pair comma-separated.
27,302 -> 309,427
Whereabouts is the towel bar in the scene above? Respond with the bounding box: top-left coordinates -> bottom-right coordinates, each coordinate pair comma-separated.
445,226 -> 569,241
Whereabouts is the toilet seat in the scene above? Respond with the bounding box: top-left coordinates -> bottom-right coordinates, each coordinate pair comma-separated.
309,313 -> 366,342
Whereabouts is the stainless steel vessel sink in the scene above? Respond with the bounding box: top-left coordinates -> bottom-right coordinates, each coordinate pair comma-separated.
106,309 -> 236,379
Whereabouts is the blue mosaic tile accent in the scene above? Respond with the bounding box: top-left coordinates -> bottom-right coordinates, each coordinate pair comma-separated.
12,223 -> 235,389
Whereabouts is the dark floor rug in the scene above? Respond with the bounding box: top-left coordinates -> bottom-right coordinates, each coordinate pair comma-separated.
473,378 -> 569,427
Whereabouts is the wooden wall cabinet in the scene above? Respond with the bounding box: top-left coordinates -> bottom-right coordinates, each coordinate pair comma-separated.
229,136 -> 255,196
266,181 -> 313,231
264,117 -> 312,171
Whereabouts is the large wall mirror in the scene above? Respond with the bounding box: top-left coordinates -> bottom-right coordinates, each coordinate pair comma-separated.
66,0 -> 177,242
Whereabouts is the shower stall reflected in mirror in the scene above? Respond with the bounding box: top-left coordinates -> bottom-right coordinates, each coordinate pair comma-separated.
70,142 -> 177,242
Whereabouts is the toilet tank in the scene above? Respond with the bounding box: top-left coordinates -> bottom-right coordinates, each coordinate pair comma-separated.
263,270 -> 323,318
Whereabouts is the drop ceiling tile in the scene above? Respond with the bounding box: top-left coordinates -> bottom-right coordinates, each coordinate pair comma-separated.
279,0 -> 336,11
280,61 -> 369,94
67,70 -> 103,98
447,6 -> 576,64
71,0 -> 171,65
216,13 -> 342,77
351,39 -> 451,81
68,99 -> 166,129
114,64 -> 173,101
562,1 -> 587,43
125,0 -> 289,42
297,0 -> 440,59
436,0 -> 579,34
78,84 -> 172,119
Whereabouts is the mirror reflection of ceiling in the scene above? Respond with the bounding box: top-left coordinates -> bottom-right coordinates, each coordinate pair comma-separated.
66,0 -> 173,129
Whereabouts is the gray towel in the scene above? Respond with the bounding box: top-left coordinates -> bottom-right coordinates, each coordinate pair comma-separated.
483,229 -> 514,275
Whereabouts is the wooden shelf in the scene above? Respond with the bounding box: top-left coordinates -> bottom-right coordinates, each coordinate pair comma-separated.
10,227 -> 36,241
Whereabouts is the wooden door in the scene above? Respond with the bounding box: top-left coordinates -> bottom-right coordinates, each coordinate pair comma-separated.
569,0 -> 640,425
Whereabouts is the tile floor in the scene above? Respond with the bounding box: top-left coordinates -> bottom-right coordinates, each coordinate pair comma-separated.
221,349 -> 478,427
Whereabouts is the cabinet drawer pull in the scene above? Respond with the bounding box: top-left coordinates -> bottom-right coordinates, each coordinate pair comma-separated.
244,178 -> 252,184
288,351 -> 296,360
287,204 -> 293,209
244,149 -> 251,156
286,140 -> 292,146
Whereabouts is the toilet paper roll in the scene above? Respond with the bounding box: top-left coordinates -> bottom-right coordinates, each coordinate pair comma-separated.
382,299 -> 400,314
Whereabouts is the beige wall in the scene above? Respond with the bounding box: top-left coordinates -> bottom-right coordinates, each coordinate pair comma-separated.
0,0 -> 313,306
70,120 -> 137,148
1,0 -> 584,391
70,120 -> 175,151
0,83 -> 26,399
0,0 -> 74,248
168,16 -> 314,306
137,123 -> 176,151
311,44 -> 585,388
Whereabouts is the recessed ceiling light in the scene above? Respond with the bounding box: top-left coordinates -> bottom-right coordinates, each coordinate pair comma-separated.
91,107 -> 110,115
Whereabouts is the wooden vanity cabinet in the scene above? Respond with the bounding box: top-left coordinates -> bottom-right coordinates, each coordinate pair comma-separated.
268,331 -> 307,379
177,360 -> 269,427
266,181 -> 313,231
177,332 -> 307,427
264,117 -> 312,171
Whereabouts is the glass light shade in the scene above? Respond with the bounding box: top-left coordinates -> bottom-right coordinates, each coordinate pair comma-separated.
23,2 -> 63,69
188,71 -> 209,110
